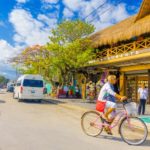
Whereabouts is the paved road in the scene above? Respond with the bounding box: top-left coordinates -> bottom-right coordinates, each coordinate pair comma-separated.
0,92 -> 149,150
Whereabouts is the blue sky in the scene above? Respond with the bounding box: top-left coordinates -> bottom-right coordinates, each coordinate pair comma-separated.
0,0 -> 142,79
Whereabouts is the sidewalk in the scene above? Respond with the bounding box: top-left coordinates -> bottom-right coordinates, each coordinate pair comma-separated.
44,97 -> 95,111
44,97 -> 150,115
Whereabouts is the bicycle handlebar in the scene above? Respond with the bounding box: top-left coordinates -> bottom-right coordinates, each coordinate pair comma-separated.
122,99 -> 132,105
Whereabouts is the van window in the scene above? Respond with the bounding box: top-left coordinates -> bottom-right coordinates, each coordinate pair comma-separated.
23,79 -> 43,87
17,82 -> 21,86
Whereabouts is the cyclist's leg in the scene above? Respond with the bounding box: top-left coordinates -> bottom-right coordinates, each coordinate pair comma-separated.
104,101 -> 117,122
103,101 -> 117,135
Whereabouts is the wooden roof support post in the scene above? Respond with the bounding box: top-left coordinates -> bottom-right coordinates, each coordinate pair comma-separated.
148,70 -> 150,104
119,72 -> 125,96
133,41 -> 136,50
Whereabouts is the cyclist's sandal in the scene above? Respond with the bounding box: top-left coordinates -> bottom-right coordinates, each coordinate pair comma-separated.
101,116 -> 112,124
104,127 -> 113,135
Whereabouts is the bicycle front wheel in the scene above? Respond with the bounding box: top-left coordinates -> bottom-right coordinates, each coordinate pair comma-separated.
81,111 -> 103,137
120,117 -> 148,145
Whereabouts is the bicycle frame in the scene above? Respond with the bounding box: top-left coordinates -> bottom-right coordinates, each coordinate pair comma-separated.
93,109 -> 129,130
109,110 -> 127,129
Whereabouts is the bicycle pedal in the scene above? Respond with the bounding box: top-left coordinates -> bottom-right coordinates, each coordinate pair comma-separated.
101,117 -> 112,124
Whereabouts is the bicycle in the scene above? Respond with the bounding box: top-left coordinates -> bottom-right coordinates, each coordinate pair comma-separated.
81,100 -> 148,145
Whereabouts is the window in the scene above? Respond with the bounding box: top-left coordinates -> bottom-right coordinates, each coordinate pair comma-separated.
23,79 -> 43,87
17,81 -> 21,86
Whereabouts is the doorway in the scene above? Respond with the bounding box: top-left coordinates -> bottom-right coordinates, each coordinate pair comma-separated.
125,75 -> 148,102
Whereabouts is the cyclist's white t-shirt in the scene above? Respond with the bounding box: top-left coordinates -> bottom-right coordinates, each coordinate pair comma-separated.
98,82 -> 116,102
98,82 -> 117,108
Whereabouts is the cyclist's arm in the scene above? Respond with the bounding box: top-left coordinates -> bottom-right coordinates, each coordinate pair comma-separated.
106,85 -> 122,101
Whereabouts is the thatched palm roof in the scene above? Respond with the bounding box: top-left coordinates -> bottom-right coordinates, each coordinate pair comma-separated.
136,0 -> 150,21
91,0 -> 150,47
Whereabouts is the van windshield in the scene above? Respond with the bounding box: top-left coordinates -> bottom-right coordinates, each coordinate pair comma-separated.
23,79 -> 43,87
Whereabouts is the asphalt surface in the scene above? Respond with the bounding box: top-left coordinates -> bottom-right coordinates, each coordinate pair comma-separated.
0,91 -> 149,150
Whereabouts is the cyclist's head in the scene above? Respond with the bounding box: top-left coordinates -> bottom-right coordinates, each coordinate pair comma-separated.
107,75 -> 117,84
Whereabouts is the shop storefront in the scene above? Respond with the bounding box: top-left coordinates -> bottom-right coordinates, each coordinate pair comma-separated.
120,68 -> 150,104
77,0 -> 150,102
77,68 -> 120,100
125,70 -> 149,102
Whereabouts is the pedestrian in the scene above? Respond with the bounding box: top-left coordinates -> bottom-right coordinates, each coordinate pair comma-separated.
64,84 -> 69,98
75,85 -> 80,98
46,83 -> 52,97
56,84 -> 61,98
69,83 -> 74,98
138,83 -> 148,115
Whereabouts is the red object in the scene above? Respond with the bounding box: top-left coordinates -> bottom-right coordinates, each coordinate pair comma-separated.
70,90 -> 73,95
96,101 -> 106,113
20,86 -> 23,93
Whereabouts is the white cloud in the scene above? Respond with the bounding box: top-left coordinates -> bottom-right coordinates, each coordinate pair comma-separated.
0,40 -> 21,61
41,0 -> 60,11
9,9 -> 57,46
16,0 -> 28,3
38,14 -> 57,27
63,0 -> 82,11
112,4 -> 129,22
63,0 -> 129,31
42,0 -> 59,4
0,62 -> 17,79
63,8 -> 74,18
0,39 -> 25,79
63,0 -> 106,12
94,3 -> 129,31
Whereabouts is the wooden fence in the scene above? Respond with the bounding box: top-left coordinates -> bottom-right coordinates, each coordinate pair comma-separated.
96,37 -> 150,59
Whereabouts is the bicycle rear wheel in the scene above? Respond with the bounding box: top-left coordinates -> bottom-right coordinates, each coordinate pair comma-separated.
119,117 -> 148,145
81,110 -> 103,137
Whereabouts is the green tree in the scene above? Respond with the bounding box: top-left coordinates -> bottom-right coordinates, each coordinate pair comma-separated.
50,20 -> 95,44
0,75 -> 9,85
47,20 -> 95,83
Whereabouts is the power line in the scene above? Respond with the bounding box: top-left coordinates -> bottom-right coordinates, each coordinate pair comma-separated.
88,0 -> 123,23
88,6 -> 114,23
83,0 -> 108,21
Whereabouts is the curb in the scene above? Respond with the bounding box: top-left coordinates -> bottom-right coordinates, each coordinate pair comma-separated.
43,99 -> 90,112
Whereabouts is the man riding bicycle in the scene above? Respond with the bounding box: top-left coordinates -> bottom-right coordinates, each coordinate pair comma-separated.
96,75 -> 127,134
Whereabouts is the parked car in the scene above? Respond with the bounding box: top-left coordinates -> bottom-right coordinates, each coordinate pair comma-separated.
13,74 -> 44,102
7,83 -> 15,92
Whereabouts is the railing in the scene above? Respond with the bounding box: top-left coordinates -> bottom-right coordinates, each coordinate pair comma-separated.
96,37 -> 150,60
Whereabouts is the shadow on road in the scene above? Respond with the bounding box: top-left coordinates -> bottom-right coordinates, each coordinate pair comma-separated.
0,92 -> 6,94
20,99 -> 66,105
98,135 -> 150,147
142,140 -> 150,146
98,135 -> 123,142
0,100 -> 6,103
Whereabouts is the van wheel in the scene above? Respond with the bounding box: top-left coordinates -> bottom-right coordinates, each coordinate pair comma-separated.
18,99 -> 22,102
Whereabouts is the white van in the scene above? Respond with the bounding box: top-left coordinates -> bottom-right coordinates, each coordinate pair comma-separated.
14,74 -> 44,102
